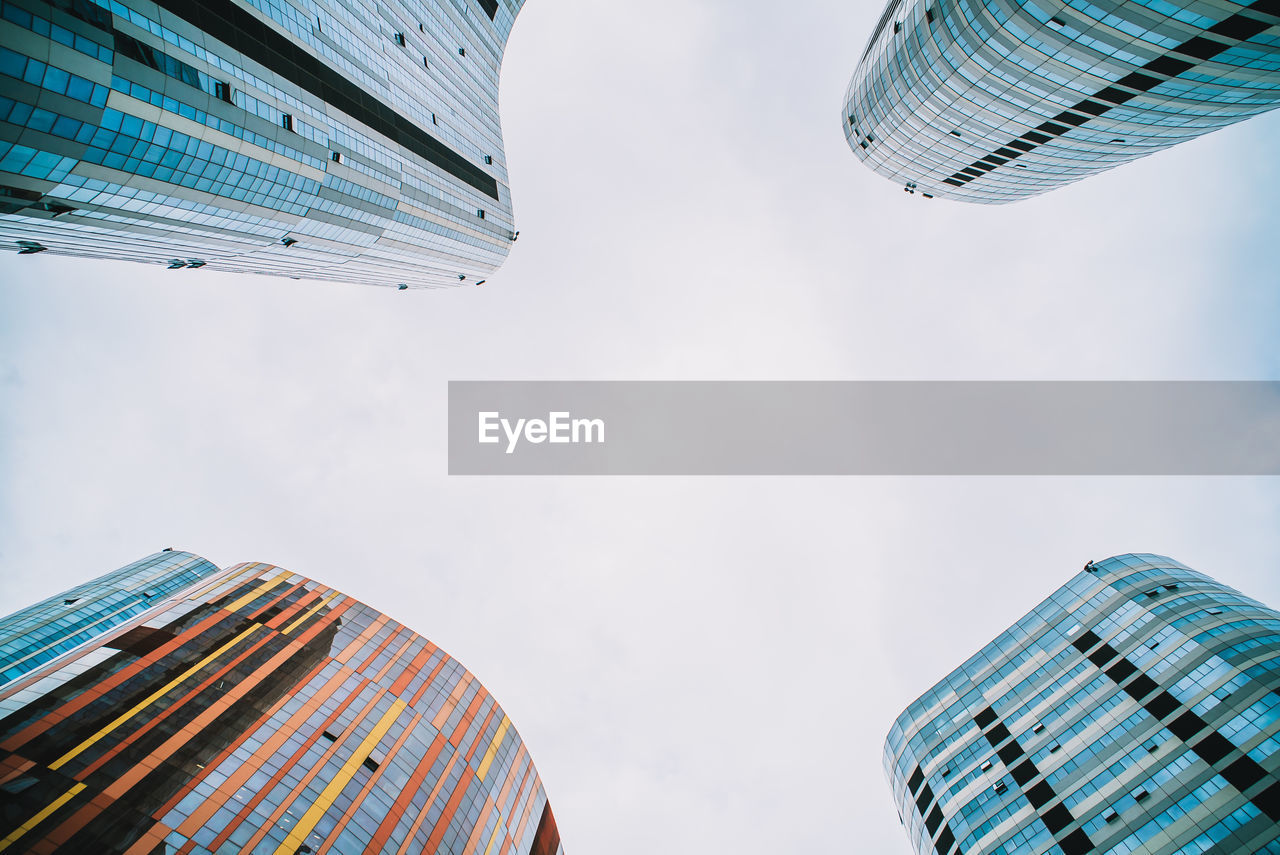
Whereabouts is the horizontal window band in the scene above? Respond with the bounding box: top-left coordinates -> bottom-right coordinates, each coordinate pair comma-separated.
144,0 -> 500,199
929,0 -> 1278,193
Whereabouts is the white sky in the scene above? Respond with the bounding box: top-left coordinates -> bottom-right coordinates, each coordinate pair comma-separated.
2,0 -> 1279,852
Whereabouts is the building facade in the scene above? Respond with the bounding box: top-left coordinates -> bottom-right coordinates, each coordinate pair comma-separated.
0,549 -> 218,689
0,0 -> 526,287
0,556 -> 562,855
843,0 -> 1280,202
885,554 -> 1280,855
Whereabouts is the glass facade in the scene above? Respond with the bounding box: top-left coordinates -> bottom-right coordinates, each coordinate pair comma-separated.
0,549 -> 218,688
885,554 -> 1280,855
0,558 -> 563,855
0,0 -> 526,287
843,0 -> 1280,202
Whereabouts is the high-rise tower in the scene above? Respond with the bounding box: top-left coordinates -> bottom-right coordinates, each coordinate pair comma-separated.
0,549 -> 218,688
843,0 -> 1280,202
0,0 -> 526,287
885,554 -> 1280,855
0,554 -> 562,855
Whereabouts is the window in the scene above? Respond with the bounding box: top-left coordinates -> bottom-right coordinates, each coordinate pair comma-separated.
484,155 -> 493,164
331,151 -> 343,164
282,113 -> 294,132
214,81 -> 233,103
393,32 -> 405,46
476,209 -> 485,218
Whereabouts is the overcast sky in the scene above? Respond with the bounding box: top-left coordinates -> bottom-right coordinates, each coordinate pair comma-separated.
2,0 -> 1279,852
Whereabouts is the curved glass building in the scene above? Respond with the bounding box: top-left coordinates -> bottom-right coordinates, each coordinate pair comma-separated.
0,550 -> 219,689
0,556 -> 562,855
885,554 -> 1280,855
0,0 -> 527,287
843,0 -> 1280,202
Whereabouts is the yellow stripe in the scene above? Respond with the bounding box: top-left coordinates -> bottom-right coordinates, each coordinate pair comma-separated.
49,624 -> 261,770
476,716 -> 511,780
0,783 -> 85,852
182,564 -> 261,601
282,590 -> 339,635
222,569 -> 291,614
274,699 -> 406,855
480,814 -> 503,855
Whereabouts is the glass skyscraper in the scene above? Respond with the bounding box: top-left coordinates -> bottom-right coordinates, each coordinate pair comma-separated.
0,0 -> 526,287
843,0 -> 1280,202
0,553 -> 563,855
0,549 -> 218,688
885,554 -> 1280,855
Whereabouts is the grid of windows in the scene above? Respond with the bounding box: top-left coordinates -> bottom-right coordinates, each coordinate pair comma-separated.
843,0 -> 1280,202
0,558 -> 563,855
0,0 -> 526,287
885,554 -> 1280,855
0,550 -> 218,687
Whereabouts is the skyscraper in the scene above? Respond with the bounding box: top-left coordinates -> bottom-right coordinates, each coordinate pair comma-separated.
0,553 -> 563,855
0,549 -> 218,688
843,0 -> 1280,202
0,0 -> 526,287
885,554 -> 1280,855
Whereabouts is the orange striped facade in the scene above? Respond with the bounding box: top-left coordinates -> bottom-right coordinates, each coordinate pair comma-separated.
0,562 -> 562,855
